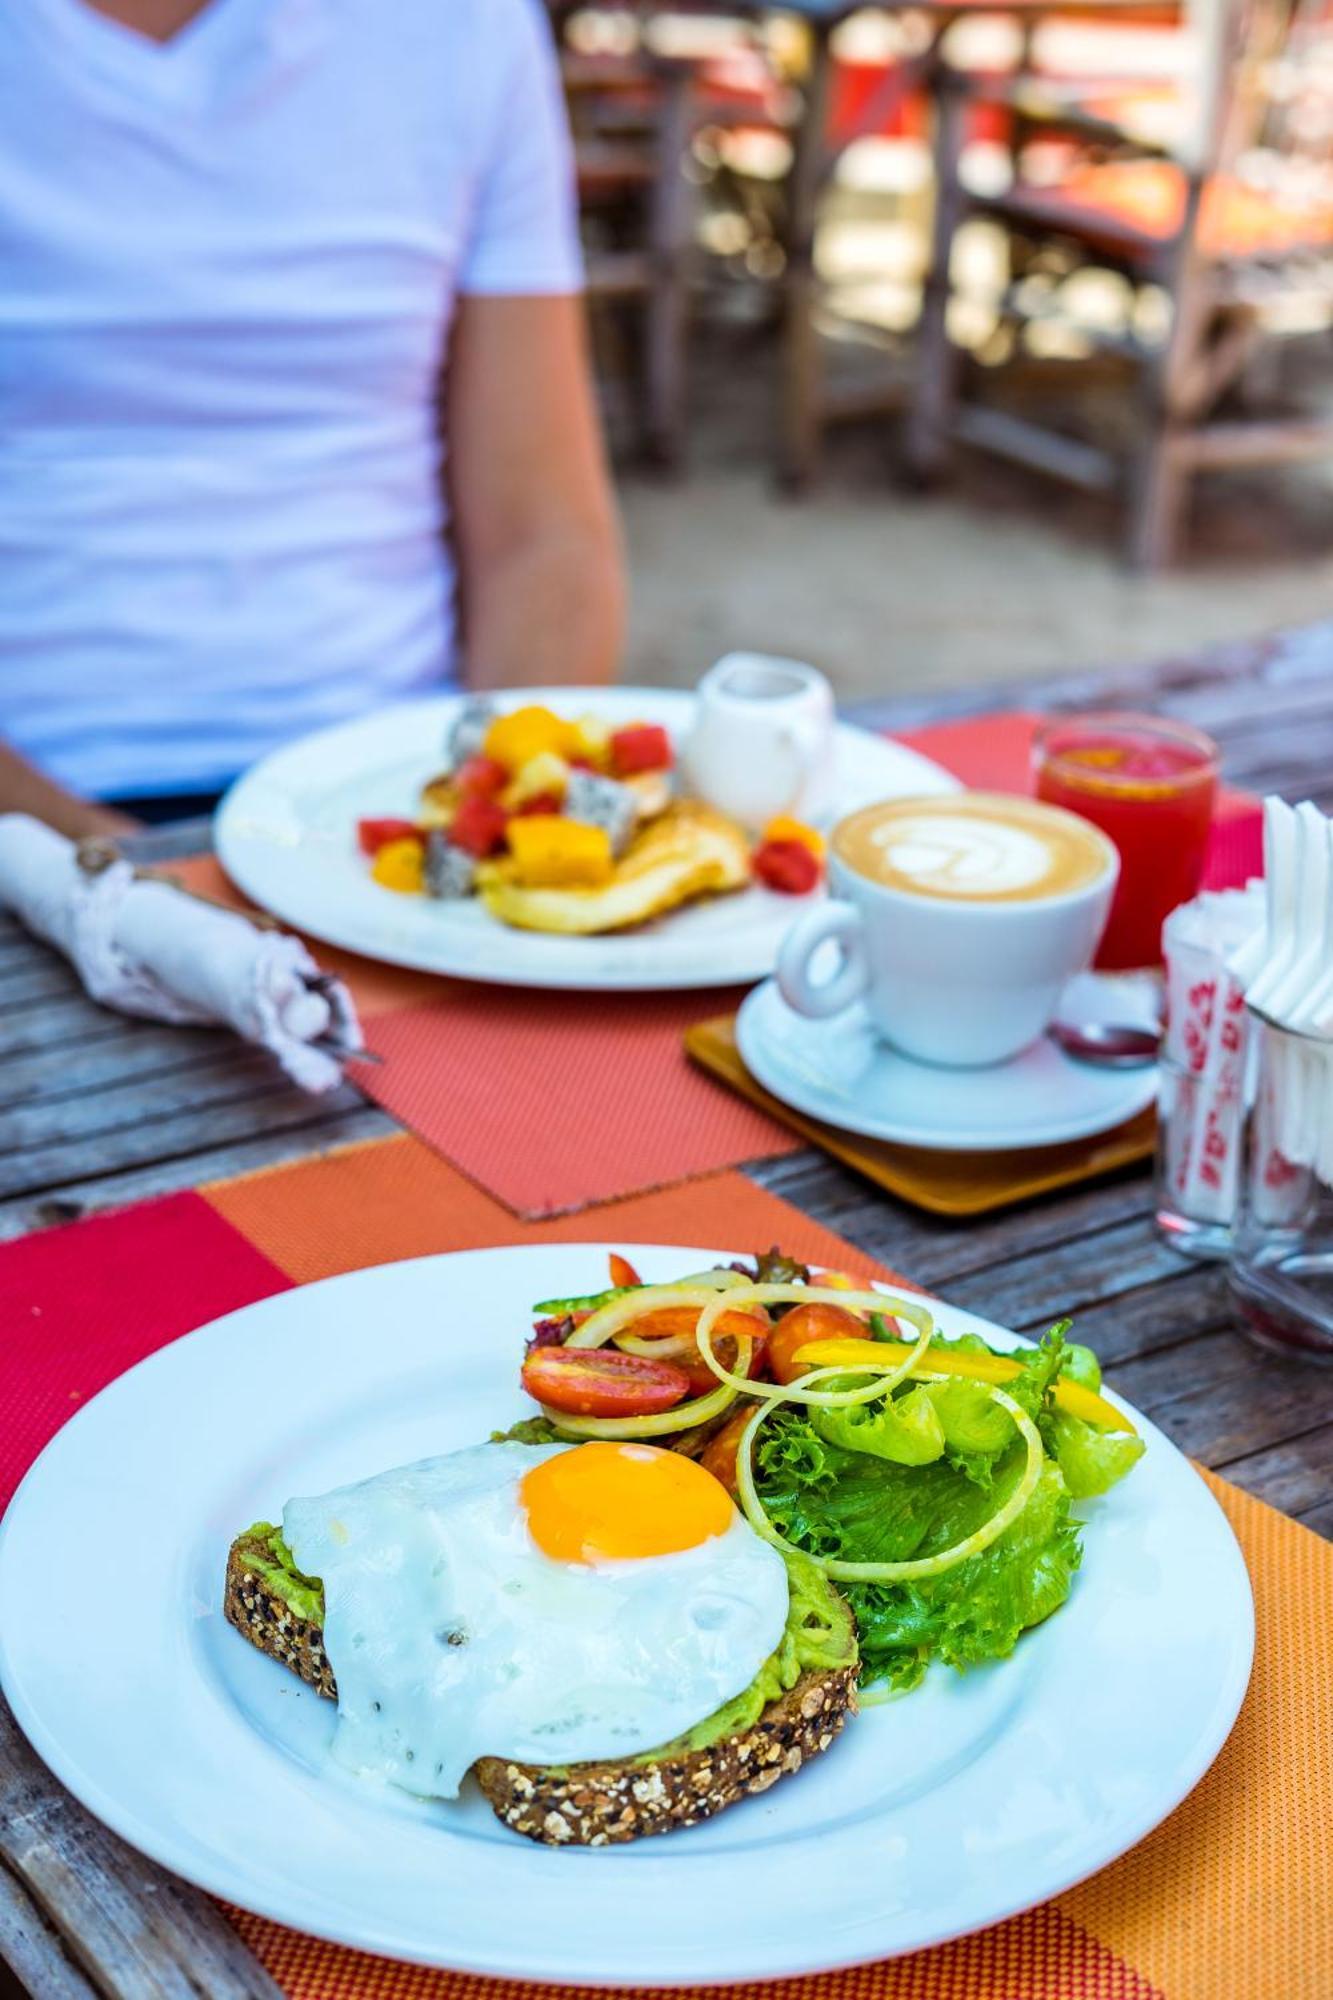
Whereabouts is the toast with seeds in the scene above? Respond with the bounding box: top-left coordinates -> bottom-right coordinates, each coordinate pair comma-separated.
224,1528 -> 858,1847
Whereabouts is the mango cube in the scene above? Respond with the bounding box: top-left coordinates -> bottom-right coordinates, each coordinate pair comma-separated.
506,815 -> 615,889
483,705 -> 580,774
371,836 -> 425,894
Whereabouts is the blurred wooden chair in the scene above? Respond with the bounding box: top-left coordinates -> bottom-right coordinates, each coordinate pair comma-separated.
562,45 -> 699,467
907,0 -> 1333,566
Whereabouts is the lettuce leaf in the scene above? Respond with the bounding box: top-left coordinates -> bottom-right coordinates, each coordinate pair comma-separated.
811,1383 -> 946,1466
1047,1411 -> 1145,1498
845,1463 -> 1081,1689
922,1378 -> 1015,1486
754,1403 -> 1082,1691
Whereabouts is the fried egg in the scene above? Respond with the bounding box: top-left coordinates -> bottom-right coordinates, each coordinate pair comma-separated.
283,1441 -> 788,1800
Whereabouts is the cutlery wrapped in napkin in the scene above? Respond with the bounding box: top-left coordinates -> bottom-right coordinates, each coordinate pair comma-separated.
0,814 -> 362,1094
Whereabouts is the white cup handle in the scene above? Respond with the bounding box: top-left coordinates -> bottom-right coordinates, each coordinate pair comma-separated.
777,901 -> 869,1019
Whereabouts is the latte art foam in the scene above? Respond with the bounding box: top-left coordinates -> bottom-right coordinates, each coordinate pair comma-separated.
834,793 -> 1112,904
869,817 -> 1053,896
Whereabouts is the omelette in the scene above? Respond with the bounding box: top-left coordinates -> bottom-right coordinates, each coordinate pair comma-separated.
478,802 -> 751,936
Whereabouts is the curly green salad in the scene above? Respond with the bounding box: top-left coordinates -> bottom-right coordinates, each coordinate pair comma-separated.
510,1249 -> 1146,1695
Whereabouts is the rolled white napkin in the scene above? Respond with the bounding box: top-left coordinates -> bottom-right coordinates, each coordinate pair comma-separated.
0,814 -> 361,1095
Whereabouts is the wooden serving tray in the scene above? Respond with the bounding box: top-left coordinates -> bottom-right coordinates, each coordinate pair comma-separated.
685,1014 -> 1156,1219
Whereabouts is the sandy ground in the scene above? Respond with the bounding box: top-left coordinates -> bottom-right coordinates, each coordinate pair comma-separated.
611,327 -> 1333,706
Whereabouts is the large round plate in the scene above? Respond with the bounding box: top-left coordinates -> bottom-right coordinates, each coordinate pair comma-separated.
0,1245 -> 1252,1986
737,981 -> 1159,1152
214,689 -> 955,991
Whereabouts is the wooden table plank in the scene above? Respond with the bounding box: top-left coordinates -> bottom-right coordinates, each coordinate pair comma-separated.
0,1078 -> 373,1203
1214,1424 -> 1333,1525
0,1705 -> 283,2000
0,1867 -> 101,2000
0,1108 -> 396,1244
0,1024 -> 261,1113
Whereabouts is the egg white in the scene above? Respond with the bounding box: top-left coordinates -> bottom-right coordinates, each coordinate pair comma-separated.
283,1441 -> 789,1800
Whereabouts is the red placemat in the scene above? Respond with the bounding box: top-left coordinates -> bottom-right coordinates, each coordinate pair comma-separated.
361,991 -> 795,1215
173,857 -> 799,1217
1,1135 -> 1327,2000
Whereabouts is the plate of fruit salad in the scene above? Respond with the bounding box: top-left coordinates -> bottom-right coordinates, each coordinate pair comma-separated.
214,687 -> 952,990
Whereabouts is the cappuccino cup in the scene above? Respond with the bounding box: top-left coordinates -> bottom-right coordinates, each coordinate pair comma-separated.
777,791 -> 1118,1067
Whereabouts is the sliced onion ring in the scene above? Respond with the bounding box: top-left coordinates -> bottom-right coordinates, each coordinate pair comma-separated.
565,1281 -> 740,1354
565,1277 -> 934,1412
734,1367 -> 1044,1583
613,1332 -> 697,1360
693,1283 -> 936,1410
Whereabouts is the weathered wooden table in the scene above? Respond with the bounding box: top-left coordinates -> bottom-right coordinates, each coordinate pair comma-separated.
3,629 -> 1331,1999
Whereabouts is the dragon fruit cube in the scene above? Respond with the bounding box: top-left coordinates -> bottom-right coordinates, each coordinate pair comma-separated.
424,832 -> 478,900
563,770 -> 638,857
446,697 -> 498,768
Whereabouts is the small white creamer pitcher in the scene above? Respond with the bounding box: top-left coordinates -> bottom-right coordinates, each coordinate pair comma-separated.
682,654 -> 834,832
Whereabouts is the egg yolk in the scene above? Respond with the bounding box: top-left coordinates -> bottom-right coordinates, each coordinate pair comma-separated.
521,1442 -> 735,1564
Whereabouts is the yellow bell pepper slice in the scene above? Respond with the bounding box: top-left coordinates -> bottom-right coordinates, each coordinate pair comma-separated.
505,815 -> 614,889
370,836 -> 425,894
793,1336 -> 1136,1434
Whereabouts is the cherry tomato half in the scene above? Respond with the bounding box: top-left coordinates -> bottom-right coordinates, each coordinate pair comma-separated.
617,1303 -> 768,1394
621,1304 -> 766,1348
766,1302 -> 868,1384
521,1345 -> 692,1417
608,1252 -> 642,1288
676,1334 -> 760,1396
699,1406 -> 755,1495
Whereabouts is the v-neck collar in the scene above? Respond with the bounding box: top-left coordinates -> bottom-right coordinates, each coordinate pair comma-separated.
22,0 -> 323,110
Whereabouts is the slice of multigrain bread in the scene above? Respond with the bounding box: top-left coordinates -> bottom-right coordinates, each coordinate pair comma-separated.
224,1534 -> 858,1846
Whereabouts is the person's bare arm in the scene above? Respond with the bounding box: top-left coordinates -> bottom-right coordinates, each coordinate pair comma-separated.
447,294 -> 625,691
0,742 -> 139,839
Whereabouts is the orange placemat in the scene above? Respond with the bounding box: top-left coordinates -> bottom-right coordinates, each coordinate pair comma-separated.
685,1012 -> 1156,1216
3,1132 -> 1327,2000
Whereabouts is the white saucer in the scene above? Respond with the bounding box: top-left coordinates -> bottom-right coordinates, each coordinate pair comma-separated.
736,980 -> 1158,1153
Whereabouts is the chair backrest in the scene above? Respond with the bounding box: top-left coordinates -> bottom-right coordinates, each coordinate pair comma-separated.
1191,0 -> 1333,186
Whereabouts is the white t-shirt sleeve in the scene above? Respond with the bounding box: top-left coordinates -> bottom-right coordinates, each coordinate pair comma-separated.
460,0 -> 583,296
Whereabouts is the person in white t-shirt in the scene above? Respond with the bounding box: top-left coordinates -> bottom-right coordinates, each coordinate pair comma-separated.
0,0 -> 625,836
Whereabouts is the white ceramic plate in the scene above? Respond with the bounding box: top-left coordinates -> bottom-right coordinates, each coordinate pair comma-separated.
214,689 -> 955,992
0,1245 -> 1251,1986
737,981 -> 1159,1152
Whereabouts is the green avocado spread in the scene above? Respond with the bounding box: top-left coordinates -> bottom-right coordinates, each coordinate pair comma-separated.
236,1522 -> 324,1626
235,1522 -> 856,1764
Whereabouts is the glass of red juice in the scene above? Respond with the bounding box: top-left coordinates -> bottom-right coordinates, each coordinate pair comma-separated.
1034,712 -> 1219,969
